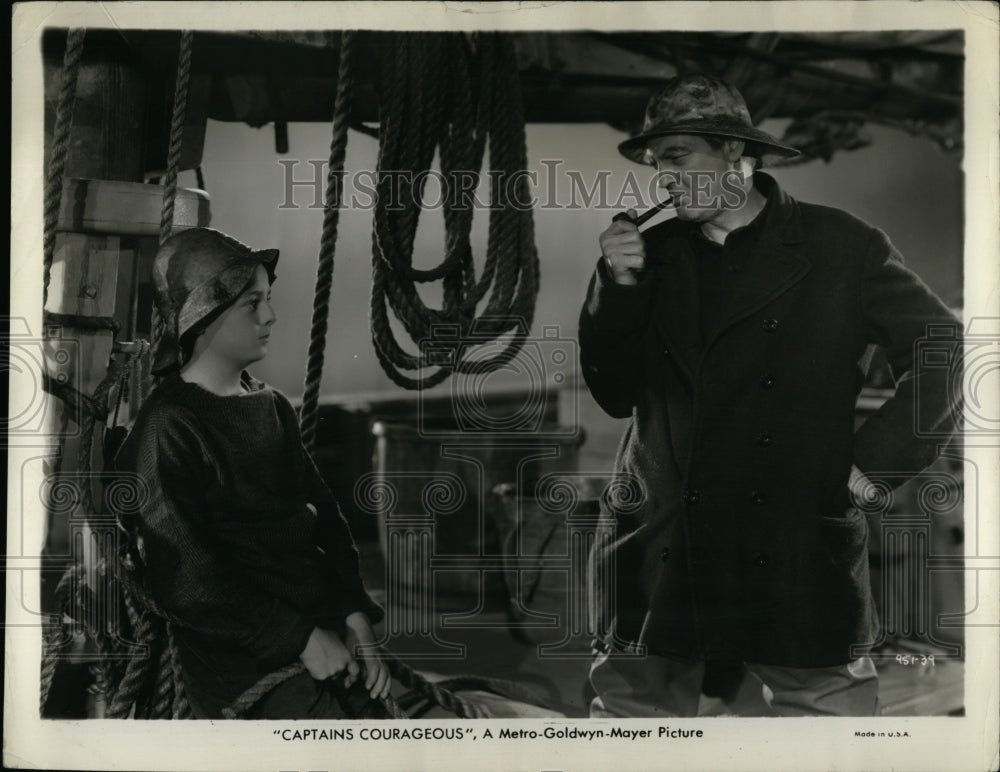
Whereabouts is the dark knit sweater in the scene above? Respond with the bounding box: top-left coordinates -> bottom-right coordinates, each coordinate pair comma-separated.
115,372 -> 382,715
690,191 -> 771,344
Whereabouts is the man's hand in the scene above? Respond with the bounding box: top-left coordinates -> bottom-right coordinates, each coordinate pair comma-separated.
344,612 -> 392,700
299,627 -> 360,683
600,209 -> 646,286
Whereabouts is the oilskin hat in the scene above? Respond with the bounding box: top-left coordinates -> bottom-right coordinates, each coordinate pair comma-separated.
618,73 -> 800,165
151,227 -> 279,375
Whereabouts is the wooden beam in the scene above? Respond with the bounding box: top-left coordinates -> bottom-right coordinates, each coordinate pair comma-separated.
55,179 -> 210,236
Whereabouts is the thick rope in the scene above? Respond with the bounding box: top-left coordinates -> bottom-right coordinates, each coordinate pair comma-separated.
221,663 -> 305,719
151,29 -> 194,381
220,661 -> 406,719
43,28 -> 86,308
167,625 -> 192,718
39,563 -> 82,714
39,631 -> 60,715
75,357 -> 124,517
105,606 -> 159,719
158,30 -> 194,245
369,32 -> 540,390
103,585 -> 156,718
151,640 -> 175,718
220,648 -> 551,720
299,29 -> 357,454
42,374 -> 108,422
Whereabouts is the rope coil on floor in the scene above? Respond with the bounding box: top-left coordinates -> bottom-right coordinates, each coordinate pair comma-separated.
219,649 -> 552,720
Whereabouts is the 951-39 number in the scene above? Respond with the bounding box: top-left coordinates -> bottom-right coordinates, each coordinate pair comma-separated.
895,654 -> 935,666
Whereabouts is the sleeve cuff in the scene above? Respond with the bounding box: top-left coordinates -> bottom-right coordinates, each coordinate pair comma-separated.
245,599 -> 315,668
584,258 -> 654,331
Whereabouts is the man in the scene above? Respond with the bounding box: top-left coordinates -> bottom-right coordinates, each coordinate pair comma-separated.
579,74 -> 961,717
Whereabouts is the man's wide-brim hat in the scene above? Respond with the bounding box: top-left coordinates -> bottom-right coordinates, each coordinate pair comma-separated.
151,227 -> 279,375
618,73 -> 800,165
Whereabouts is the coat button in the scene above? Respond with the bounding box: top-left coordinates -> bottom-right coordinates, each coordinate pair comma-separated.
660,546 -> 671,562
759,374 -> 775,389
756,432 -> 773,447
750,489 -> 767,506
754,552 -> 770,567
762,318 -> 779,332
683,488 -> 701,506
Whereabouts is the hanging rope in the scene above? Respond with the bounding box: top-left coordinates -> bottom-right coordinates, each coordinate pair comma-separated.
39,31 -> 91,717
299,30 -> 357,453
159,30 -> 195,244
104,611 -> 160,718
43,28 -> 86,308
369,32 -> 540,389
75,358 -> 125,515
150,29 -> 195,382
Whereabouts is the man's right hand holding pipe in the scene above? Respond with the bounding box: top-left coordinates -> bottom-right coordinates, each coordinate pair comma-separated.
600,208 -> 647,285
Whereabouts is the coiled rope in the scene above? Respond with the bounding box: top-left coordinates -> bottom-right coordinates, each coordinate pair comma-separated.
300,29 -> 357,453
220,649 -> 551,720
43,28 -> 86,308
297,31 -> 541,450
369,32 -> 540,390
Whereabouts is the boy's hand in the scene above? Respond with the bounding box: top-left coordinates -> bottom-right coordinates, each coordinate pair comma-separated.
299,627 -> 360,683
345,612 -> 392,700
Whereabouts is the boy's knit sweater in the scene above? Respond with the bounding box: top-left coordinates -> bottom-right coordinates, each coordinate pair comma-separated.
115,372 -> 382,714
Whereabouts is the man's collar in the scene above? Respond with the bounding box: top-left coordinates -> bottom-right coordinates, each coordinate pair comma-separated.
687,170 -> 800,246
751,171 -> 803,244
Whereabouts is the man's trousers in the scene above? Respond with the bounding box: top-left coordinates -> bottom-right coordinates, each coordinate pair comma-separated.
589,650 -> 880,717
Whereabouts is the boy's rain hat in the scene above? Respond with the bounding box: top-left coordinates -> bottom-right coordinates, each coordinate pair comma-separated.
618,73 -> 800,165
151,227 -> 279,375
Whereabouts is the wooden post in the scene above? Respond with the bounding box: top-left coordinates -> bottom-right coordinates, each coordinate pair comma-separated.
44,31 -> 147,525
41,29 -> 211,717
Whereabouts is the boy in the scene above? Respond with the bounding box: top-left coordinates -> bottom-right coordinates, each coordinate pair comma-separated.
116,227 -> 390,719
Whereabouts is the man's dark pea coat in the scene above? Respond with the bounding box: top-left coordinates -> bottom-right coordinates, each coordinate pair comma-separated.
579,173 -> 961,667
